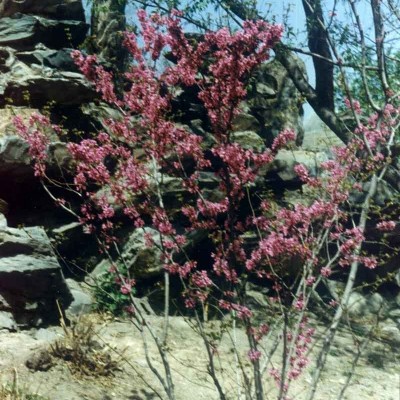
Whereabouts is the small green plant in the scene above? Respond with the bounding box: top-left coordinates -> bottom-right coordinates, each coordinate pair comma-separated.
92,267 -> 135,316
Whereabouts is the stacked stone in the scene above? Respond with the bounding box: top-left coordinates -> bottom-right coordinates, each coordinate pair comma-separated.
0,0 -> 95,107
0,0 -> 95,329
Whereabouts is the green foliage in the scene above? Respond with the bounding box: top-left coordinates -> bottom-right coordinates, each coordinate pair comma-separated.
93,268 -> 135,316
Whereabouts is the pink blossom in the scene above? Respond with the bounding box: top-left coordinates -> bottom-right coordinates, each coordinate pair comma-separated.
320,266 -> 332,277
271,129 -> 296,151
376,220 -> 396,231
120,283 -> 132,294
248,349 -> 262,362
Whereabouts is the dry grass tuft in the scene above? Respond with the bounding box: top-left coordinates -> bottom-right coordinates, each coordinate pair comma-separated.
51,312 -> 120,377
0,369 -> 48,400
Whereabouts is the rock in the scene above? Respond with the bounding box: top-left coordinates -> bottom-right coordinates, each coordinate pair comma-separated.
232,109 -> 260,132
396,271 -> 400,288
92,227 -> 164,279
198,171 -> 223,202
2,69 -> 97,107
379,323 -> 400,345
0,136 -> 31,176
270,149 -> 329,182
0,310 -> 16,330
366,292 -> 386,314
388,308 -> 400,319
231,130 -> 265,152
0,14 -> 88,50
0,45 -> 95,107
43,48 -> 79,71
245,282 -> 270,311
25,348 -> 54,371
347,292 -> 387,318
51,221 -> 100,277
0,213 -> 6,228
0,107 -> 39,136
16,47 -> 79,72
0,226 -> 73,327
33,327 -> 60,342
396,292 -> 400,307
65,278 -> 93,317
350,179 -> 395,206
245,59 -> 305,146
347,292 -> 368,318
0,0 -> 85,21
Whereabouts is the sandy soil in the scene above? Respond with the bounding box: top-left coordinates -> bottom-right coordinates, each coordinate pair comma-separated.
0,313 -> 399,400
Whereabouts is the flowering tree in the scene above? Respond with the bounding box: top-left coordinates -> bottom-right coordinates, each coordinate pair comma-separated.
15,8 -> 399,400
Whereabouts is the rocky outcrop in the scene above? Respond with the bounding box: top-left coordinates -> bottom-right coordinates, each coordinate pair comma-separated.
0,1 -> 94,329
0,10 -> 93,107
89,0 -> 127,74
0,225 -> 73,328
242,59 -> 305,146
0,0 -> 85,21
0,14 -> 87,50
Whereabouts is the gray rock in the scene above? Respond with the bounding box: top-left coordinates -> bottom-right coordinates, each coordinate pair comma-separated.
347,292 -> 368,318
15,47 -> 57,67
25,348 -> 54,371
270,149 -> 329,182
231,131 -> 265,152
0,136 -> 74,182
16,47 -> 79,72
43,48 -> 79,71
395,292 -> 400,307
232,110 -> 260,132
0,226 -> 73,327
0,310 -> 17,330
245,59 -> 305,146
366,292 -> 385,314
388,309 -> 400,319
347,292 -> 386,318
33,327 -> 60,342
117,227 -> 163,279
0,136 -> 30,176
0,44 -> 95,108
1,69 -> 97,107
65,278 -> 93,317
0,0 -> 85,21
0,213 -> 6,228
91,228 -> 209,281
380,324 -> 400,345
0,14 -> 88,51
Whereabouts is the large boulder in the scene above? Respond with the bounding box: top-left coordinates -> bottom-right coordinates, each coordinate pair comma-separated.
0,46 -> 96,107
0,0 -> 85,21
0,14 -> 88,51
269,149 -> 329,182
241,59 -> 306,146
0,225 -> 73,327
0,136 -> 30,175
